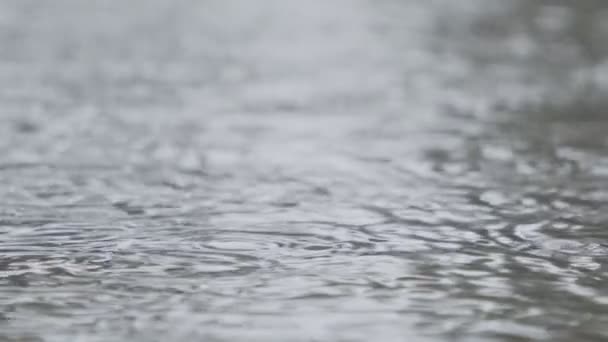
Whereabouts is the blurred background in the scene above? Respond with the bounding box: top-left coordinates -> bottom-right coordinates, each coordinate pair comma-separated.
1,1 -> 608,341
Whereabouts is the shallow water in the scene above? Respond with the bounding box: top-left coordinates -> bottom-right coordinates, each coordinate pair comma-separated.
1,1 -> 608,341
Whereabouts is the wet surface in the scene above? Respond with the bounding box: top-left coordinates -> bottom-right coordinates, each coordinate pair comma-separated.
1,1 -> 608,341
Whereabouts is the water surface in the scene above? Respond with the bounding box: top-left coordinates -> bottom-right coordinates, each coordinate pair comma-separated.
1,1 -> 608,341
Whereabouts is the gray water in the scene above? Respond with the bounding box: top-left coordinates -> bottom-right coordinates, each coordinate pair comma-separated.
1,1 -> 608,341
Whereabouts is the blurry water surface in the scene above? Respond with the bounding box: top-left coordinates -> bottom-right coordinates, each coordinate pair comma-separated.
1,1 -> 608,341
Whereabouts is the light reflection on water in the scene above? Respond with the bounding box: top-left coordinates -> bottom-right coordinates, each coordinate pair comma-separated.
1,0 -> 608,341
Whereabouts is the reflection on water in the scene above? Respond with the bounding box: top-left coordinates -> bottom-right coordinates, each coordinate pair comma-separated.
1,0 -> 608,341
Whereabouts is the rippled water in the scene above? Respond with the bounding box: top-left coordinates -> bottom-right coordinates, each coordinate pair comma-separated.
2,1 -> 608,341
